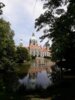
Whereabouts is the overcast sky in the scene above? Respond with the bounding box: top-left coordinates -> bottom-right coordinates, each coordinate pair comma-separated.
1,0 -> 46,46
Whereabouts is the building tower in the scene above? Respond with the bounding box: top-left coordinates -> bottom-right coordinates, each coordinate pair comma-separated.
29,33 -> 38,45
19,39 -> 23,47
29,33 -> 50,57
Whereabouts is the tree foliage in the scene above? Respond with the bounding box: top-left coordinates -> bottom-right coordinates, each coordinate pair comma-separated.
35,0 -> 75,69
16,46 -> 31,63
0,2 -> 5,15
0,18 -> 19,96
0,18 -> 16,68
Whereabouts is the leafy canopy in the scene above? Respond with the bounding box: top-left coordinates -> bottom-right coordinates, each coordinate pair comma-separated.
16,46 -> 31,63
35,0 -> 75,69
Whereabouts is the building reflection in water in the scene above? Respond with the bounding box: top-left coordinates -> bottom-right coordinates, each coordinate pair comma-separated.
19,58 -> 54,89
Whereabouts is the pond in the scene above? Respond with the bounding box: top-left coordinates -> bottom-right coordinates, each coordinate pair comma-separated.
19,57 -> 55,90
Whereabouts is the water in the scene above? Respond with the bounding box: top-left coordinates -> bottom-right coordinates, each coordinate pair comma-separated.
19,57 -> 55,89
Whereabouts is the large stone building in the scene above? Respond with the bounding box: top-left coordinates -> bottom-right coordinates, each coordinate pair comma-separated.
28,33 -> 51,57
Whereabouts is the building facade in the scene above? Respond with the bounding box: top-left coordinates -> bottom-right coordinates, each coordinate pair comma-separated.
28,33 -> 51,57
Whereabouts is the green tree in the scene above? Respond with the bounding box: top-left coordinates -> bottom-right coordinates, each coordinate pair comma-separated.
0,18 -> 18,97
0,18 -> 16,68
16,46 -> 31,63
35,0 -> 75,70
0,19 -> 15,59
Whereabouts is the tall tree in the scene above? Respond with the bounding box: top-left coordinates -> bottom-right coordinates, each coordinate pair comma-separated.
0,18 -> 15,63
0,18 -> 18,96
35,0 -> 75,69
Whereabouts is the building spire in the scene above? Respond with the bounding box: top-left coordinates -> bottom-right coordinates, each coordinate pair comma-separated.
19,39 -> 23,47
32,33 -> 35,36
29,33 -> 37,45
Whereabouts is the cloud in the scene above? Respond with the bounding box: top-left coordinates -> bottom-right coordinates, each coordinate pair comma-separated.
1,0 -> 45,46
22,0 -> 44,19
2,0 -> 43,24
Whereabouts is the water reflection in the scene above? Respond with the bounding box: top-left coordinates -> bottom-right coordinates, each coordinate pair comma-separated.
19,58 -> 54,89
32,57 -> 53,67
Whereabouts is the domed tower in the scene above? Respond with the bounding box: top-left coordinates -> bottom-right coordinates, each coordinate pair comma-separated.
19,39 -> 23,47
29,33 -> 38,45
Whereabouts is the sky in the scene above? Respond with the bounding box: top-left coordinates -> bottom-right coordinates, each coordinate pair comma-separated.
1,0 -> 46,46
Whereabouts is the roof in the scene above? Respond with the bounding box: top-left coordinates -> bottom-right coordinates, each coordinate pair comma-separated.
28,44 -> 50,52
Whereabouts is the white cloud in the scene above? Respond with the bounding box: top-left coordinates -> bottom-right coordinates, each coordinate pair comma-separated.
1,0 -> 44,46
22,0 -> 44,19
1,0 -> 43,24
